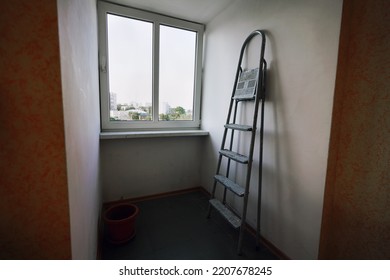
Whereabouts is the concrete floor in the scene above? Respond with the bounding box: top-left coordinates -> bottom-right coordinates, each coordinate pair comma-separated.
101,190 -> 279,260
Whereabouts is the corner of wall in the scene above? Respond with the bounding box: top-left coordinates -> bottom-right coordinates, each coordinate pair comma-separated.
57,0 -> 102,260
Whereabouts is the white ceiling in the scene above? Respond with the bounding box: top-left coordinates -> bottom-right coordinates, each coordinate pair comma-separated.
106,0 -> 235,23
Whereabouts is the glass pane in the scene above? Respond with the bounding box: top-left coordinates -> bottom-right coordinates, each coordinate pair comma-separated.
107,14 -> 153,121
159,25 -> 196,121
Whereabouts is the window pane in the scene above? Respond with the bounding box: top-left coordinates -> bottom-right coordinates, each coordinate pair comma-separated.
159,25 -> 196,121
107,14 -> 153,121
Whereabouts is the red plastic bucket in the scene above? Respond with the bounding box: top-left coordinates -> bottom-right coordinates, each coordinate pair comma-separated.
103,203 -> 139,244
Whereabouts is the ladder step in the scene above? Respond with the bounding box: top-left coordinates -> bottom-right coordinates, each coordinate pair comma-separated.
232,95 -> 255,101
209,199 -> 241,229
233,68 -> 259,101
214,175 -> 245,197
220,149 -> 249,164
225,124 -> 252,131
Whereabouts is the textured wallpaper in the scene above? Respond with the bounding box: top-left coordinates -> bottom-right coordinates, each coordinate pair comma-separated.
0,0 -> 71,259
320,0 -> 390,259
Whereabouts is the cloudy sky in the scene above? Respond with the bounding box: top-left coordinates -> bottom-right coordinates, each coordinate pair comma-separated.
107,14 -> 196,111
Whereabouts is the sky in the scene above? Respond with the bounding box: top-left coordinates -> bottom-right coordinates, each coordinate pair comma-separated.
107,14 -> 196,111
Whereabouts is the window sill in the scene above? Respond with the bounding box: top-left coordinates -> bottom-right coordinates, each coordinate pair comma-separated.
100,130 -> 209,139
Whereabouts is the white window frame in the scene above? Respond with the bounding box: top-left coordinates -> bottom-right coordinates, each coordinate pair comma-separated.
98,1 -> 204,131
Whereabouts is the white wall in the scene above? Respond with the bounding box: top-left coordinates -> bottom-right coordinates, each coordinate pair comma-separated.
57,0 -> 101,259
101,136 -> 204,202
201,0 -> 343,259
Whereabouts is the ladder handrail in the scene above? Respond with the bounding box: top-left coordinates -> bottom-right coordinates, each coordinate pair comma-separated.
220,30 -> 266,152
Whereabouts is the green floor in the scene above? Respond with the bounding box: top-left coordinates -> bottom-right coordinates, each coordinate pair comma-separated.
101,190 -> 279,260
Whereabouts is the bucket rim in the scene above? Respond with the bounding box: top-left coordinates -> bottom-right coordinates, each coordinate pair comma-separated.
103,203 -> 139,222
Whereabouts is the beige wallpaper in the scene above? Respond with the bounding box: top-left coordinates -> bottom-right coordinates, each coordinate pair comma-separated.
320,0 -> 390,259
0,0 -> 71,259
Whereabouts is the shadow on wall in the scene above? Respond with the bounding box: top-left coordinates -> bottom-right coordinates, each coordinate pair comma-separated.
260,31 -> 310,256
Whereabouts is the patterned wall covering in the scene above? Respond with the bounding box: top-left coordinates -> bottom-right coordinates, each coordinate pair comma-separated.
0,0 -> 71,259
320,0 -> 390,259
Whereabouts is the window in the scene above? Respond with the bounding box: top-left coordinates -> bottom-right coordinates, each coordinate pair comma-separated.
98,1 -> 204,131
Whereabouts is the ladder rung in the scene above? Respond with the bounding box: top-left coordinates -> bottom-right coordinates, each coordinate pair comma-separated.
232,95 -> 255,101
209,199 -> 241,229
220,150 -> 249,164
214,175 -> 245,197
225,124 -> 252,131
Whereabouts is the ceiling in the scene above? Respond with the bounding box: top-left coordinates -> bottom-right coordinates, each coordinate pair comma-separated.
106,0 -> 235,23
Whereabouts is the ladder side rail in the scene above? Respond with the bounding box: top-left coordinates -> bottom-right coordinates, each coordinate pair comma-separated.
237,97 -> 260,254
237,30 -> 266,255
207,153 -> 223,217
256,59 -> 267,248
226,100 -> 240,173
229,100 -> 240,154
212,155 -> 223,191
220,53 -> 245,152
223,100 -> 240,204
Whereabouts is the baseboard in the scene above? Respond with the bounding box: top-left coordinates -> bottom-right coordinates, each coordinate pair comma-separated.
102,186 -> 205,209
98,186 -> 289,260
200,187 -> 290,260
244,223 -> 290,260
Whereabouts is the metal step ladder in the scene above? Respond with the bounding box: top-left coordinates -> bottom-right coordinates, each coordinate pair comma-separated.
207,30 -> 267,255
